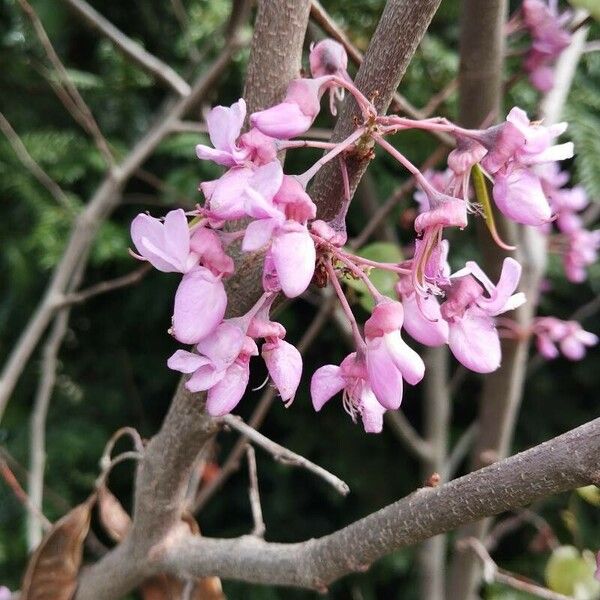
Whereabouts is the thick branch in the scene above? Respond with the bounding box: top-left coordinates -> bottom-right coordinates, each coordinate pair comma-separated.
160,418 -> 600,590
62,0 -> 191,97
310,0 -> 442,223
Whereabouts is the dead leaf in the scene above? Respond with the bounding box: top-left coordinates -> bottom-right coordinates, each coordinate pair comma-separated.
21,494 -> 96,600
97,483 -> 131,543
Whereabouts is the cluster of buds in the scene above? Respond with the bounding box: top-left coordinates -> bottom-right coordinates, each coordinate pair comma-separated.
130,36 -> 595,433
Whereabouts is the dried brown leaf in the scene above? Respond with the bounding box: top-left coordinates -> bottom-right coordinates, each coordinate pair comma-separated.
97,484 -> 131,543
21,494 -> 96,600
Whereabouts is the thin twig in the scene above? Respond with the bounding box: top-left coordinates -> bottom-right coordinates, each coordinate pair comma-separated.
485,508 -> 559,553
460,537 -> 574,600
62,0 -> 191,97
100,427 -> 145,472
0,111 -> 71,210
18,0 -> 115,167
27,310 -> 70,550
222,415 -> 350,496
0,459 -> 51,531
54,265 -> 152,309
245,445 -> 266,537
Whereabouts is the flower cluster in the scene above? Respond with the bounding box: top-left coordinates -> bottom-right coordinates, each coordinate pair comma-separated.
130,36 -> 595,433
509,0 -> 572,92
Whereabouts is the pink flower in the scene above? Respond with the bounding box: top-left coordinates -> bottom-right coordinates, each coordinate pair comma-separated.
250,76 -> 334,139
481,107 -> 573,174
242,176 -> 317,298
363,300 -> 425,409
131,209 -> 197,273
311,353 -> 386,433
493,166 -> 552,226
262,338 -> 302,405
440,258 -> 526,373
171,267 -> 227,344
563,229 -> 600,283
522,0 -> 571,91
168,321 -> 258,416
195,99 -> 250,167
309,39 -> 348,79
396,276 -> 449,347
202,161 -> 284,222
0,587 -> 11,600
533,317 -> 598,361
309,39 -> 350,115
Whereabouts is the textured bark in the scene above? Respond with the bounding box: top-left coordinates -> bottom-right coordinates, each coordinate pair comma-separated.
310,0 -> 442,224
160,418 -> 600,590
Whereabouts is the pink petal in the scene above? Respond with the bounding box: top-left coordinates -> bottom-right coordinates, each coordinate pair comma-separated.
493,168 -> 552,226
163,209 -> 193,271
311,365 -> 345,411
185,364 -> 224,392
271,224 -> 316,298
172,268 -> 227,344
382,331 -> 425,385
242,218 -> 278,252
358,384 -> 386,434
206,99 -> 246,153
365,337 -> 404,410
208,167 -> 253,220
402,293 -> 449,347
167,349 -> 210,374
262,339 -> 302,403
190,227 -> 234,276
448,309 -> 501,373
131,211 -> 191,273
196,321 -> 245,369
206,362 -> 250,416
250,102 -> 314,139
469,257 -> 523,315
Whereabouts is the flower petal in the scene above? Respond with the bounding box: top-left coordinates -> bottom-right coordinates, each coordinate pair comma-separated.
262,339 -> 302,403
172,268 -> 227,344
310,365 -> 345,411
365,337 -> 404,410
448,309 -> 501,373
206,362 -> 250,416
167,349 -> 210,374
271,225 -> 316,298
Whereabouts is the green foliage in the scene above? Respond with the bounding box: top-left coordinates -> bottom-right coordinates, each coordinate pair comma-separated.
343,242 -> 403,311
545,546 -> 600,599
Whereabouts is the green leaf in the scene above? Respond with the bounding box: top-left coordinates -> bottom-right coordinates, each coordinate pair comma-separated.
342,242 -> 403,311
577,485 -> 600,507
545,546 -> 600,599
567,0 -> 600,21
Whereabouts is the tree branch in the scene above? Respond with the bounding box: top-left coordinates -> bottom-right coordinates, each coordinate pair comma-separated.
310,0 -> 442,224
222,415 -> 350,496
62,0 -> 192,97
158,418 -> 600,591
0,111 -> 71,211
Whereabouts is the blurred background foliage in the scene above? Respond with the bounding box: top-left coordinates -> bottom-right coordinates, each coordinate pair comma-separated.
0,0 -> 598,598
